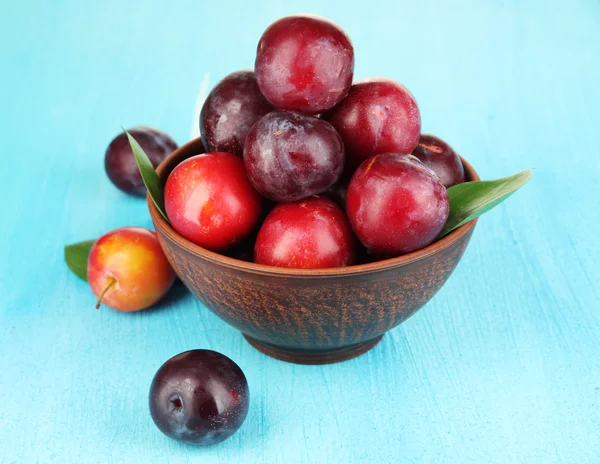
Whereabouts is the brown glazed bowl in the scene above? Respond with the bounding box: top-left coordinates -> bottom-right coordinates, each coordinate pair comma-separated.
148,138 -> 479,365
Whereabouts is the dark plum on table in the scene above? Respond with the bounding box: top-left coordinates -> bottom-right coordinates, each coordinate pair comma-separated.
105,126 -> 178,196
149,350 -> 249,446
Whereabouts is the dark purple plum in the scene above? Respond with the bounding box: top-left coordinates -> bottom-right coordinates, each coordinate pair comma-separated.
411,134 -> 465,188
105,127 -> 178,196
323,78 -> 421,171
200,70 -> 274,156
255,15 -> 354,114
243,110 -> 344,202
149,350 -> 249,446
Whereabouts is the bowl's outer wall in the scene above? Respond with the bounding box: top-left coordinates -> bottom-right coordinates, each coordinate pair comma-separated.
151,138 -> 476,350
154,224 -> 474,349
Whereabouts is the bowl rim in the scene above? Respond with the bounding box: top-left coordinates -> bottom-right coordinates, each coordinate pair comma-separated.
148,138 -> 479,278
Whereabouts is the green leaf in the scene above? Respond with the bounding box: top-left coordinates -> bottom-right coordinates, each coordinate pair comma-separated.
64,239 -> 96,281
125,130 -> 169,222
438,169 -> 532,238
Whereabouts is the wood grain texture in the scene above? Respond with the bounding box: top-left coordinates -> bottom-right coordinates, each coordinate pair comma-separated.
1,0 -> 599,462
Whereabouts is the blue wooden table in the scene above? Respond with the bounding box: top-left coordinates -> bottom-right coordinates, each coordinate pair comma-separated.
1,1 -> 599,462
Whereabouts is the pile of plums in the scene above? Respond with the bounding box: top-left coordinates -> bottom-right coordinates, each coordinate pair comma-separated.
106,14 -> 465,269
187,14 -> 464,266
90,14 -> 472,448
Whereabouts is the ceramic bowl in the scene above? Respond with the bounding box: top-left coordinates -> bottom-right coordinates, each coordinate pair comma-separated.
148,138 -> 478,364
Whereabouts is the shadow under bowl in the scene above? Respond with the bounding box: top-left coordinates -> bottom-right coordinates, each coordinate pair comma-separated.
148,138 -> 479,364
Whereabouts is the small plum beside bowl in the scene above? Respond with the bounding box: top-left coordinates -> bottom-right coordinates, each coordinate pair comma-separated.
148,138 -> 478,365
